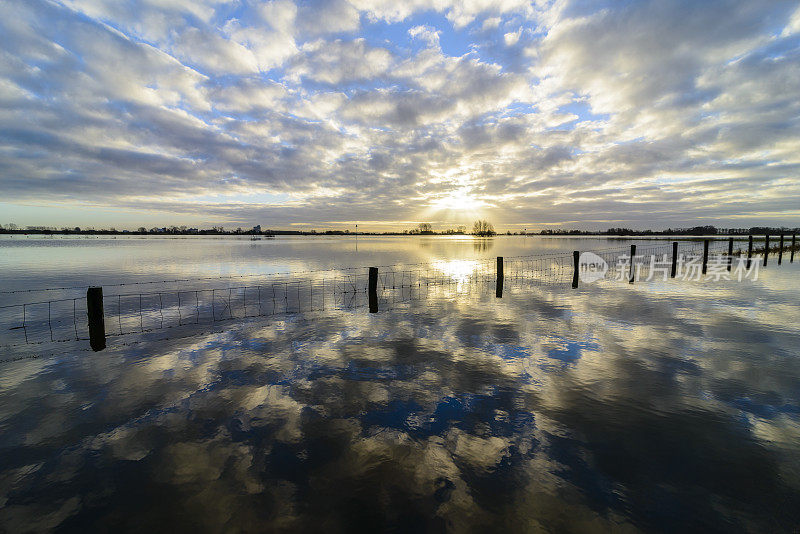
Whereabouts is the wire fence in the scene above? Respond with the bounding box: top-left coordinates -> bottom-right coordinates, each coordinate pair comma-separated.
1,237 -> 796,351
0,263 -> 496,348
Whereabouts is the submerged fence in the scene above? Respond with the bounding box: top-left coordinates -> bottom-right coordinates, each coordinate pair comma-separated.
1,235 -> 796,352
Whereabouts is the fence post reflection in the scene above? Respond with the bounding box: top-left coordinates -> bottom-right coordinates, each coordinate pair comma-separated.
572,251 -> 579,289
727,237 -> 733,272
629,244 -> 636,283
496,256 -> 503,298
368,267 -> 378,313
671,241 -> 678,278
87,286 -> 106,351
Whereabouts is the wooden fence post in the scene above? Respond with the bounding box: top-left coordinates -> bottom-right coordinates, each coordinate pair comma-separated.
496,257 -> 503,298
747,235 -> 753,269
572,251 -> 579,289
629,244 -> 636,283
702,239 -> 709,275
368,267 -> 378,313
778,234 -> 784,265
727,237 -> 733,272
671,241 -> 678,278
87,286 -> 106,351
764,234 -> 770,266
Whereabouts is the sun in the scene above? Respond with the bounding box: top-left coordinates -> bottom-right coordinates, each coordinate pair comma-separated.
430,188 -> 486,212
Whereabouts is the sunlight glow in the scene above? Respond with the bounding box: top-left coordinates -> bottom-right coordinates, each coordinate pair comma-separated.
430,189 -> 486,212
431,259 -> 484,288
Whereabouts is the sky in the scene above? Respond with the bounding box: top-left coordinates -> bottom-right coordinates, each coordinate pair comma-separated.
0,0 -> 799,231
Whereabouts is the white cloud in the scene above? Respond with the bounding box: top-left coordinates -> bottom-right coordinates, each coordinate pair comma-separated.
350,0 -> 446,24
352,0 -> 531,27
257,0 -> 298,30
503,29 -> 521,46
781,4 -> 800,36
209,78 -> 288,113
408,25 -> 441,47
292,38 -> 393,84
445,0 -> 532,28
297,0 -> 361,35
224,20 -> 299,72
481,16 -> 501,31
172,27 -> 260,74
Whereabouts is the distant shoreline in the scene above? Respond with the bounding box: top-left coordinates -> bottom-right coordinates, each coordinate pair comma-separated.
0,229 -> 796,239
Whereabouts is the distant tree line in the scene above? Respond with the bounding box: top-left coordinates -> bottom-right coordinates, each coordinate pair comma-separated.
1,223 -> 796,237
0,224 -> 277,236
537,225 -> 799,236
405,223 -> 468,235
402,221 -> 498,235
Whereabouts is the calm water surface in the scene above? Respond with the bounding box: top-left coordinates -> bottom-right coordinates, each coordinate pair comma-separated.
0,236 -> 798,532
0,234 -> 670,296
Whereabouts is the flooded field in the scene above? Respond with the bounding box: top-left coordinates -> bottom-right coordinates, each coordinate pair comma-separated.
1,236 -> 799,532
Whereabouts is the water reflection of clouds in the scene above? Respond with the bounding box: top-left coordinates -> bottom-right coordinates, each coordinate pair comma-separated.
1,270 -> 800,531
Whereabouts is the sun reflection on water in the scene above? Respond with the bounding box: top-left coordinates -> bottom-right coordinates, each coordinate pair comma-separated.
431,258 -> 482,287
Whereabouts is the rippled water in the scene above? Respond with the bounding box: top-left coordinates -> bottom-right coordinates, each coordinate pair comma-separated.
1,236 -> 799,532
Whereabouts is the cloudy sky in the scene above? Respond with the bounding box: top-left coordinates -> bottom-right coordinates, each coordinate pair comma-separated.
1,0 -> 799,231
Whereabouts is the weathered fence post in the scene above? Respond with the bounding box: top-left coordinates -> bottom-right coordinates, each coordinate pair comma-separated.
572,251 -> 579,289
778,234 -> 784,265
702,239 -> 709,275
671,241 -> 678,278
764,234 -> 770,266
368,267 -> 378,313
747,235 -> 753,269
87,286 -> 106,351
727,237 -> 733,272
792,233 -> 796,263
629,244 -> 636,283
496,256 -> 503,298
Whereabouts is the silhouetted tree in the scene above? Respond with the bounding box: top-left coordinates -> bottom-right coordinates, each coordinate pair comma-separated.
472,220 -> 495,236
